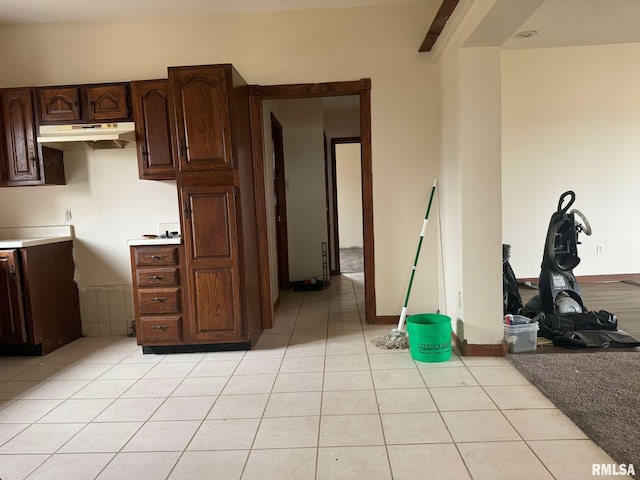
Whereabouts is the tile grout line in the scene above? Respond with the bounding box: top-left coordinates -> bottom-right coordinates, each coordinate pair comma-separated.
163,351 -> 245,479
464,359 -> 559,480
235,288 -> 305,480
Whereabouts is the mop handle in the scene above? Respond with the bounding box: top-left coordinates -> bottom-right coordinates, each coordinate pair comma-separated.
396,178 -> 438,331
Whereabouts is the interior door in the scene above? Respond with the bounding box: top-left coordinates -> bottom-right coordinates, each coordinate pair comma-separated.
0,250 -> 27,344
271,114 -> 290,290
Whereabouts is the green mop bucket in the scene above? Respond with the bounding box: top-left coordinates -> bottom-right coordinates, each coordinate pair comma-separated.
406,313 -> 452,362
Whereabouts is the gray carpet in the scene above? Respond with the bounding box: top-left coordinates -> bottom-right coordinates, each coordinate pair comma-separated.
508,352 -> 640,476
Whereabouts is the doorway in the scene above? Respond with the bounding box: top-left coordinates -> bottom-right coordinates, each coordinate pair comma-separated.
330,137 -> 363,275
249,79 -> 379,324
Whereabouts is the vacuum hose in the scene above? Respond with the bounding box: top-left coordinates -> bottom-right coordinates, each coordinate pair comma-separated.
570,209 -> 592,236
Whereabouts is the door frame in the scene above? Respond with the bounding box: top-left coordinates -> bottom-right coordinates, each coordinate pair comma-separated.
329,136 -> 361,276
249,79 -> 380,324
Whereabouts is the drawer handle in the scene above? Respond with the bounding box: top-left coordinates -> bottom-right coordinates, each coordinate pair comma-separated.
146,255 -> 165,260
151,297 -> 168,302
148,275 -> 165,280
151,325 -> 170,330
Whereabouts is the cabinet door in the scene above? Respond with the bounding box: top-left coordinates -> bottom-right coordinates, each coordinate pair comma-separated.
0,250 -> 27,344
1,88 -> 40,183
181,186 -> 242,342
169,66 -> 233,172
131,80 -> 175,180
83,84 -> 129,121
38,87 -> 81,123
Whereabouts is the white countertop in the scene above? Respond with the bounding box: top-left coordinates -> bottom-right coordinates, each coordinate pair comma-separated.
0,225 -> 74,249
127,237 -> 182,246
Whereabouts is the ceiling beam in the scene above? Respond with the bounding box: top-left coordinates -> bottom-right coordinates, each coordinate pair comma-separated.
419,0 -> 460,52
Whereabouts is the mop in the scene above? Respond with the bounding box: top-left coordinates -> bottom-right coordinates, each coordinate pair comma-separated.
370,179 -> 437,349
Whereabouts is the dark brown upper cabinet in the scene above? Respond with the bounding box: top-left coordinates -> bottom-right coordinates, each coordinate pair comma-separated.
39,87 -> 80,123
37,83 -> 131,125
168,66 -> 233,172
131,80 -> 175,180
84,84 -> 129,121
0,88 -> 65,186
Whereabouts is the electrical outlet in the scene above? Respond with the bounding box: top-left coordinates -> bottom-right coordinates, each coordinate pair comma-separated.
596,244 -> 604,256
64,208 -> 72,224
457,291 -> 463,310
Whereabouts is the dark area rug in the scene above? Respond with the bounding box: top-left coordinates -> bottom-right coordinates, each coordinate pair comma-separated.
508,352 -> 640,475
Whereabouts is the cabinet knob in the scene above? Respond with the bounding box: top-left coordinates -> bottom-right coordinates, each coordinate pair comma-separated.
9,265 -> 16,276
148,275 -> 165,280
29,154 -> 36,165
151,325 -> 169,330
145,255 -> 164,260
150,297 -> 168,302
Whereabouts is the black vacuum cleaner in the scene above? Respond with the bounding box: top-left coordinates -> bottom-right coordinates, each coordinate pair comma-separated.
522,191 -> 640,348
528,190 -> 592,315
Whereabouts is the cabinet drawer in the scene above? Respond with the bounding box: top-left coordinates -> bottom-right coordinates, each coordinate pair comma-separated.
136,267 -> 179,287
138,288 -> 181,315
134,247 -> 179,266
138,316 -> 182,343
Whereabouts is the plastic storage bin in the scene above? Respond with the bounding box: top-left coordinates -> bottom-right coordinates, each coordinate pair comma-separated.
504,321 -> 539,353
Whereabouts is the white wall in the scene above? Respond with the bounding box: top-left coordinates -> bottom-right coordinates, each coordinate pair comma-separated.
0,3 -> 441,320
336,143 -> 363,248
436,0 -> 505,344
324,107 -> 360,271
0,148 -> 179,286
278,98 -> 327,281
501,43 -> 640,278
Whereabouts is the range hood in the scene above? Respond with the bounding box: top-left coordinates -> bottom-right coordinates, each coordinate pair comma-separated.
37,122 -> 136,151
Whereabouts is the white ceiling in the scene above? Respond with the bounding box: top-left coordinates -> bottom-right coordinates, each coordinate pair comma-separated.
0,0 -> 434,24
466,0 -> 640,50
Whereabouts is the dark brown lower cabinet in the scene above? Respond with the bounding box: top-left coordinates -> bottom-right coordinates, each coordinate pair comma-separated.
0,242 -> 82,355
130,187 -> 263,352
0,250 -> 27,345
181,185 -> 244,344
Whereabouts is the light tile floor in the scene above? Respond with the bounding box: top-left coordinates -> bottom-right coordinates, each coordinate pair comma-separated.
0,273 -> 622,479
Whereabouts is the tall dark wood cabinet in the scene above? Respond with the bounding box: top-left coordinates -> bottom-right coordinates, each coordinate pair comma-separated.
0,88 -> 65,186
131,80 -> 175,180
168,64 -> 263,350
